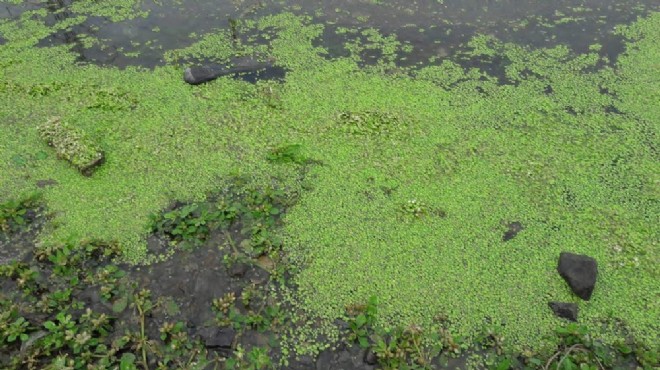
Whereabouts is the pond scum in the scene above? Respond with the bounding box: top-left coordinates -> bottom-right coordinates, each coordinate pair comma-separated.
0,1 -> 658,368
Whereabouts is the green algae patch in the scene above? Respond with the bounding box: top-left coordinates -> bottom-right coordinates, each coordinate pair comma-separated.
0,5 -> 658,359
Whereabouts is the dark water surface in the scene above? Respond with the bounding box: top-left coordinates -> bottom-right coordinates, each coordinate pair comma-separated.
2,0 -> 658,69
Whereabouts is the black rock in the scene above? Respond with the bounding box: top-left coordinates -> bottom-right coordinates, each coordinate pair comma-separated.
197,327 -> 236,349
363,348 -> 378,365
557,252 -> 598,300
503,221 -> 524,241
548,302 -> 578,321
184,57 -> 277,85
184,66 -> 221,85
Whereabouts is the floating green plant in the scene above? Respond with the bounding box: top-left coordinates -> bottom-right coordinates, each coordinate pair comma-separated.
0,5 -> 658,363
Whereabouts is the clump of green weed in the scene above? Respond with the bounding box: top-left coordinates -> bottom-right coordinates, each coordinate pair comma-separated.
477,323 -> 660,370
541,323 -> 659,370
545,323 -> 614,369
400,199 -> 428,219
213,287 -> 286,333
399,199 -> 446,221
344,296 -> 453,369
0,307 -> 30,345
149,197 -> 244,248
149,203 -> 221,247
0,236 -> 221,369
476,322 -> 506,356
0,193 -> 40,233
226,345 -> 273,370
338,110 -> 403,135
86,87 -> 137,112
213,292 -> 237,316
346,295 -> 379,348
237,187 -> 288,257
37,117 -> 104,176
35,239 -> 122,275
150,184 -> 290,256
267,144 -> 306,164
372,325 -> 444,370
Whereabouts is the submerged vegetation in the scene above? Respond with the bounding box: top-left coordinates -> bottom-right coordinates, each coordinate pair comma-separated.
0,0 -> 658,367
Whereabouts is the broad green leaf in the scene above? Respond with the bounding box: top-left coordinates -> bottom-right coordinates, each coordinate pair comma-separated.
112,295 -> 129,313
355,314 -> 367,327
120,353 -> 137,370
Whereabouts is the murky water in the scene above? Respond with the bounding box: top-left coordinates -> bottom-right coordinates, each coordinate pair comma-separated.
1,0 -> 658,69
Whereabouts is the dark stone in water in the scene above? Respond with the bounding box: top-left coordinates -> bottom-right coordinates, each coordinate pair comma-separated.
548,301 -> 578,321
184,65 -> 219,85
557,252 -> 598,300
198,327 -> 236,349
183,57 -> 276,85
503,221 -> 523,241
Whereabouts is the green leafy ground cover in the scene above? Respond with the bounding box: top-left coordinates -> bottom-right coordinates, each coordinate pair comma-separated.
0,3 -> 658,361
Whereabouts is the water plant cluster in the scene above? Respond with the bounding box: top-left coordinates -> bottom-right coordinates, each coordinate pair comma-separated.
341,297 -> 657,369
150,183 -> 292,258
0,193 -> 40,233
0,183 -> 296,369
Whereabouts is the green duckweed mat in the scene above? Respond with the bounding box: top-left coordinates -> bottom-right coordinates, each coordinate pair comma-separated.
1,5 -> 658,356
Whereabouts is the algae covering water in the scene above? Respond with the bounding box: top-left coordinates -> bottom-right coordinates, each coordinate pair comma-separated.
1,0 -> 658,363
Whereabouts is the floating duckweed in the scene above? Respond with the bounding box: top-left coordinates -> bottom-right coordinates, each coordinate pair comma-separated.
0,5 -> 657,360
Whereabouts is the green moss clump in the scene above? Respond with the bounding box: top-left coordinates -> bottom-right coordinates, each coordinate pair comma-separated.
37,117 -> 104,176
338,110 -> 403,135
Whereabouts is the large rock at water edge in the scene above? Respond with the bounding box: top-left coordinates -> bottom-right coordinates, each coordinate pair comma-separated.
557,252 -> 598,300
184,66 -> 220,85
548,302 -> 578,321
184,57 -> 276,85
